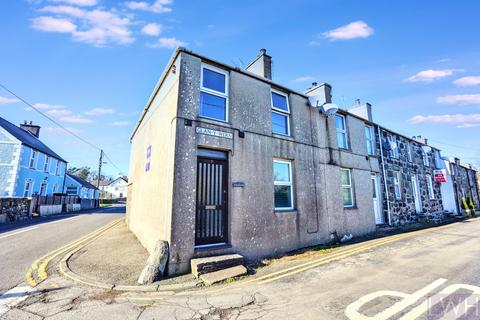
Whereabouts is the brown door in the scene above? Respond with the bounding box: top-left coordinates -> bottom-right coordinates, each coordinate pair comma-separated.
195,151 -> 228,246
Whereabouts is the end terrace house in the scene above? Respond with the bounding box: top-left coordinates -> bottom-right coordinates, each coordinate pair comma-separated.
0,118 -> 67,197
127,48 -> 381,275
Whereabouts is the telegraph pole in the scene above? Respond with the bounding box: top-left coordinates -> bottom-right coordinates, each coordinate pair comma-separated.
97,149 -> 103,188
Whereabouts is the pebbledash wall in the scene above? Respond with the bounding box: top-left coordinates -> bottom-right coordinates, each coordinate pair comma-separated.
128,48 -> 379,276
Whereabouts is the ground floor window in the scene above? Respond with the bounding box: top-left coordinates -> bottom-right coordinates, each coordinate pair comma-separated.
273,159 -> 294,210
426,175 -> 435,199
394,171 -> 402,200
341,168 -> 354,207
40,181 -> 47,196
23,179 -> 32,197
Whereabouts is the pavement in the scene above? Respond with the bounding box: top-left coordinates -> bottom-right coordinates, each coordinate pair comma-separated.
2,213 -> 480,319
0,206 -> 124,295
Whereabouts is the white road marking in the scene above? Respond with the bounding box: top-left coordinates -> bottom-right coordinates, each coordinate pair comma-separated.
0,286 -> 34,316
0,215 -> 82,240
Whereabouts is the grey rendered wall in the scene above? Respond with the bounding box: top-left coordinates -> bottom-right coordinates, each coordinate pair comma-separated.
167,52 -> 378,275
127,55 -> 181,254
0,127 -> 20,197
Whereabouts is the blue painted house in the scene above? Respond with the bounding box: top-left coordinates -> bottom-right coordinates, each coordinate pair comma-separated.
0,118 -> 67,197
64,173 -> 99,200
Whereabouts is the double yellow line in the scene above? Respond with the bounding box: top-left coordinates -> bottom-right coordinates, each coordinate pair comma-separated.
26,219 -> 122,287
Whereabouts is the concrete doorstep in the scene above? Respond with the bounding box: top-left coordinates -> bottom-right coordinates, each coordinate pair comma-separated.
200,265 -> 248,285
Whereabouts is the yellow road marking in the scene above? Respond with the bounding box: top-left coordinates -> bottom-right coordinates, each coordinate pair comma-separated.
25,219 -> 122,287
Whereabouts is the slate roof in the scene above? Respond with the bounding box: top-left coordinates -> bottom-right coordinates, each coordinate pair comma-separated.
0,117 -> 66,162
66,174 -> 99,190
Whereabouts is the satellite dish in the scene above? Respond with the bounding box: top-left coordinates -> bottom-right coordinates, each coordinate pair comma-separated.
321,103 -> 339,116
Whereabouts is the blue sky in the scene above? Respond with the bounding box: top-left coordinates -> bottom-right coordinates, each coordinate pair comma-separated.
1,0 -> 480,176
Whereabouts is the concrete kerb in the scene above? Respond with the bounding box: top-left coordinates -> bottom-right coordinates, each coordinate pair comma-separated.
57,228 -> 199,293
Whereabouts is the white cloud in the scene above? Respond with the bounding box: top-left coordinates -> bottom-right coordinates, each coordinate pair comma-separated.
43,126 -> 84,134
322,21 -> 374,41
84,107 -> 115,115
125,0 -> 172,13
292,76 -> 315,83
46,109 -> 73,117
454,76 -> 480,87
141,23 -> 162,36
409,113 -> 480,125
60,115 -> 93,124
0,96 -> 20,105
33,103 -> 66,110
405,69 -> 462,83
457,123 -> 480,129
436,94 -> 480,105
32,16 -> 77,33
110,121 -> 131,126
34,6 -> 134,46
148,37 -> 187,49
49,0 -> 97,6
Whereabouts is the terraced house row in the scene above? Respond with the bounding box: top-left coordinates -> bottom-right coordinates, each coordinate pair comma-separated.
127,48 -> 479,276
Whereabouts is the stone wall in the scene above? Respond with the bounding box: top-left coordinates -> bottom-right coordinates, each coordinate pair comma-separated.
0,197 -> 32,224
376,129 -> 444,225
454,164 -> 480,210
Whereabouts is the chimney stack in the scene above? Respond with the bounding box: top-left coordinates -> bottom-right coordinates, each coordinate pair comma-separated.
305,83 -> 332,105
348,100 -> 373,121
20,121 -> 41,138
246,48 -> 272,80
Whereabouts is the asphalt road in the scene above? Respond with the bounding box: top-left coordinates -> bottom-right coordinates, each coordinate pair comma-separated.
0,206 -> 124,295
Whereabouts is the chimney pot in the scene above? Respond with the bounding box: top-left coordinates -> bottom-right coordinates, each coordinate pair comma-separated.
19,121 -> 41,138
312,82 -> 318,87
260,48 -> 267,55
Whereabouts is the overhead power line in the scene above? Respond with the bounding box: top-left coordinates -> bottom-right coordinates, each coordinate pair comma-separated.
0,83 -> 125,175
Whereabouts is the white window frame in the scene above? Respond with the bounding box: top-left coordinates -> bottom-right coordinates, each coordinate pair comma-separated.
29,150 -> 38,169
55,161 -> 61,176
407,142 -> 413,162
23,179 -> 33,197
422,149 -> 430,166
271,89 -> 291,136
199,63 -> 229,122
44,156 -> 50,172
273,159 -> 294,211
387,135 -> 399,159
364,125 -> 375,155
426,175 -> 435,199
52,184 -> 57,194
341,168 -> 354,208
40,181 -> 47,196
393,171 -> 402,200
336,114 -> 349,149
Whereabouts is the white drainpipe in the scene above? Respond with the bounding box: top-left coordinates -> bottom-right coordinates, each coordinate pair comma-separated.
377,126 -> 392,226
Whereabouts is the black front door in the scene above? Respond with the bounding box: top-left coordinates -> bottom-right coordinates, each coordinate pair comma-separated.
195,150 -> 228,246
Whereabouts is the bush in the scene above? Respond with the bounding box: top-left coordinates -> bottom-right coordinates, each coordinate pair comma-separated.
468,197 -> 475,210
461,197 -> 469,210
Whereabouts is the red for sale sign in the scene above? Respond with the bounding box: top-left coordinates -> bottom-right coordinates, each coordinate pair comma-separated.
434,169 -> 448,183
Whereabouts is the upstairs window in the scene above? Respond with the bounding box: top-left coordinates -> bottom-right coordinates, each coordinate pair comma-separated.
55,161 -> 61,176
341,168 -> 354,207
393,171 -> 402,200
336,115 -> 349,149
271,91 -> 290,136
44,156 -> 50,172
364,125 -> 375,155
426,175 -> 435,199
387,135 -> 399,159
273,159 -> 294,210
200,65 -> 228,122
407,142 -> 413,162
29,150 -> 37,169
422,149 -> 430,166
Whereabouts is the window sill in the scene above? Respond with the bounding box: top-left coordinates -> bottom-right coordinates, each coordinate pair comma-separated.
197,116 -> 231,127
344,206 -> 358,210
194,243 -> 231,251
274,209 -> 297,214
272,133 -> 294,141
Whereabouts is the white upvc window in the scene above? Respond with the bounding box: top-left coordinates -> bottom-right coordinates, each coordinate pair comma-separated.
271,90 -> 290,136
341,168 -> 354,207
422,149 -> 430,166
273,159 -> 294,210
55,161 -> 61,176
364,125 -> 375,155
393,171 -> 402,200
52,184 -> 58,194
44,156 -> 50,172
407,142 -> 413,162
336,114 -> 349,149
23,179 -> 33,197
387,135 -> 399,159
29,150 -> 38,169
199,64 -> 229,122
426,175 -> 435,199
40,181 -> 47,196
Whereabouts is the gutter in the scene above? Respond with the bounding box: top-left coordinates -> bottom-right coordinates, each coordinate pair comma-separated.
377,125 -> 392,225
